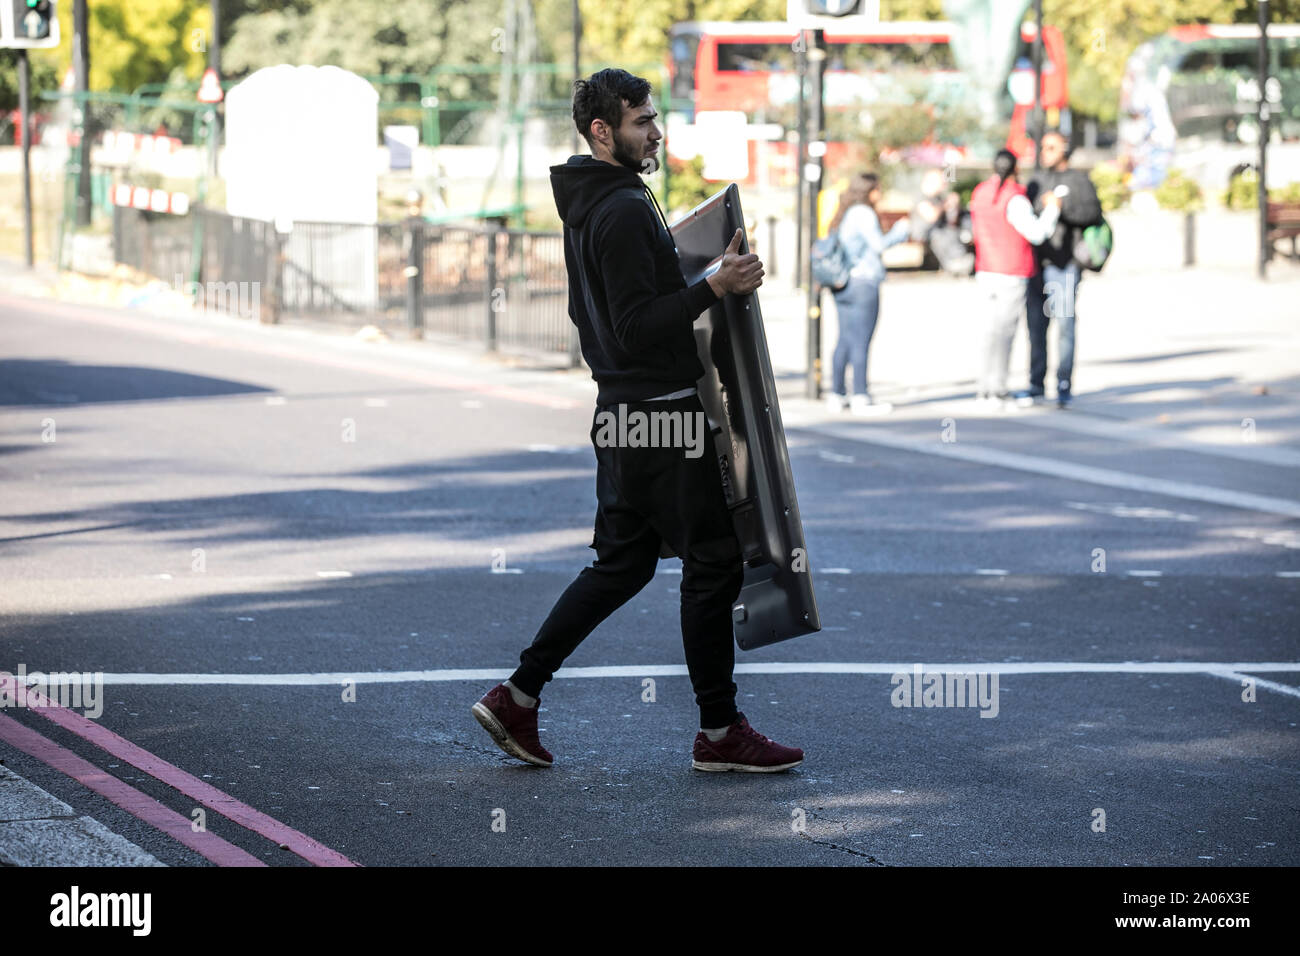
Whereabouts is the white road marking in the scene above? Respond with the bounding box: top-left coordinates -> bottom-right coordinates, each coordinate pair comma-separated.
1011,408 -> 1300,469
85,662 -> 1300,685
796,421 -> 1300,519
1206,671 -> 1300,700
315,571 -> 352,578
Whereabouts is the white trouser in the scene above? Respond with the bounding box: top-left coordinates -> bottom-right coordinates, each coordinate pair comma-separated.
975,271 -> 1028,396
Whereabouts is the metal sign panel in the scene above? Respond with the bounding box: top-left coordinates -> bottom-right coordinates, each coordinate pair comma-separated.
1,0 -> 60,49
669,184 -> 821,651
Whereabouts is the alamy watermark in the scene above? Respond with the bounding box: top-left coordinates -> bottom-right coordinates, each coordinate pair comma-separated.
0,664 -> 104,719
173,274 -> 260,321
594,404 -> 708,459
890,663 -> 999,718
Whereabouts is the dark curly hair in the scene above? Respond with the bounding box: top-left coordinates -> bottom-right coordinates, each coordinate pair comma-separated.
572,68 -> 652,149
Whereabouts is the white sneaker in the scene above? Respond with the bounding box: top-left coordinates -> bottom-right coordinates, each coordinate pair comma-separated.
850,394 -> 892,415
825,392 -> 848,412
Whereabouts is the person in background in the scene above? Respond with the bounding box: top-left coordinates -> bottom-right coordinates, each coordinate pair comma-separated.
825,172 -> 911,415
911,168 -> 974,276
969,149 -> 1060,408
1017,129 -> 1103,409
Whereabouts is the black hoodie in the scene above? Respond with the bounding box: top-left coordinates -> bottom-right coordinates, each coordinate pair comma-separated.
549,154 -> 720,404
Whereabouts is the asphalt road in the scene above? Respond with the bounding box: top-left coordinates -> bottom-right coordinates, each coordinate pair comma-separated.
1,289 -> 1296,867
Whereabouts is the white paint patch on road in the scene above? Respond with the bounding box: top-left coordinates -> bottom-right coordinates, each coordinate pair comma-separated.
1206,670 -> 1300,700
1126,570 -> 1163,577
797,420 -> 1300,519
315,571 -> 353,579
975,569 -> 1009,575
817,450 -> 856,464
1064,501 -> 1199,522
264,396 -> 286,405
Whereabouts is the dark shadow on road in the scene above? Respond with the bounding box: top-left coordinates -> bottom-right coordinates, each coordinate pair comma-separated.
0,359 -> 273,407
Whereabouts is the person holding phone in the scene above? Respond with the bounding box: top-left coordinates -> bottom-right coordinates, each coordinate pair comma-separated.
824,172 -> 911,415
1017,130 -> 1104,408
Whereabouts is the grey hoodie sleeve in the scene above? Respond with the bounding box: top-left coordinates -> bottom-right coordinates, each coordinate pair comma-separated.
591,195 -> 719,353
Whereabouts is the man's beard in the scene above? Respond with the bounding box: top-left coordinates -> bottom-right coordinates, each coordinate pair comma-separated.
612,131 -> 656,174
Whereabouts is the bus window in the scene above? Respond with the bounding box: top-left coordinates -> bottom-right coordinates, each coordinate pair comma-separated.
1221,48 -> 1259,72
716,42 -> 797,73
1178,49 -> 1217,73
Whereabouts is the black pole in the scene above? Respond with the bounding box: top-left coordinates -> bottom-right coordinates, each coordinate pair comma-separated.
1258,0 -> 1271,280
1033,0 -> 1044,169
405,214 -> 424,338
74,0 -> 91,227
794,31 -> 807,290
210,0 -> 222,178
804,29 -> 825,401
571,0 -> 581,155
19,50 -> 33,268
569,0 -> 583,366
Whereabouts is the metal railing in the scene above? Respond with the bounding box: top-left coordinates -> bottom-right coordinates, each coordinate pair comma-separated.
110,204 -> 577,362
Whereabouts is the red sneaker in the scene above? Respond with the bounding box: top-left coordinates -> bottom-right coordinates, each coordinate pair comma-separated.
692,713 -> 803,772
471,684 -> 553,767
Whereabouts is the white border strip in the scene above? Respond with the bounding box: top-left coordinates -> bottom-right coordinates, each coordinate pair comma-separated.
70,662 -> 1300,685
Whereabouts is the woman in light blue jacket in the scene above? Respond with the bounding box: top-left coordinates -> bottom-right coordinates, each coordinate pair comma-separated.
826,172 -> 911,414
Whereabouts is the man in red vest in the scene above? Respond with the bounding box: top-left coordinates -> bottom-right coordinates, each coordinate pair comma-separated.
969,149 -> 1061,408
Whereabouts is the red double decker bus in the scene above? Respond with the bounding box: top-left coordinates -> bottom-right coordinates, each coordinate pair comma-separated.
667,19 -> 1070,184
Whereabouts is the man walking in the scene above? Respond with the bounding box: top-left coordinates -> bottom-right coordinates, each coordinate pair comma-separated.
471,69 -> 803,773
1017,130 -> 1103,409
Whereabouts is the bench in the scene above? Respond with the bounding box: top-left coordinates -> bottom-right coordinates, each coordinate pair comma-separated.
1266,200 -> 1300,262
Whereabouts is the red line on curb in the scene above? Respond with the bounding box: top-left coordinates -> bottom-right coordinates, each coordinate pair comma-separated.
0,292 -> 582,409
0,675 -> 359,867
0,713 -> 265,867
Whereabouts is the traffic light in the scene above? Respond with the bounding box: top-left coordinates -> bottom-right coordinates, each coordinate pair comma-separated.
2,0 -> 59,49
786,0 -> 880,26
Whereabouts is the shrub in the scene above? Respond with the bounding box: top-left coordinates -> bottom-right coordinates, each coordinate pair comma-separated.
1090,163 -> 1129,212
1154,169 -> 1204,212
1222,168 -> 1258,210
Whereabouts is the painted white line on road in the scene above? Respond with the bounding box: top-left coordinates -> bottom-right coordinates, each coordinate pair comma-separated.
1126,570 -> 1163,577
1205,670 -> 1300,700
796,420 -> 1300,519
315,571 -> 353,579
84,661 -> 1300,685
1011,407 -> 1300,469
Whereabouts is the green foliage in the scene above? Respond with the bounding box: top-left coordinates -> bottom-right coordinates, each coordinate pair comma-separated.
52,0 -> 211,94
1222,168 -> 1258,210
1090,162 -> 1129,212
667,154 -> 714,215
1270,181 -> 1300,204
1154,168 -> 1203,212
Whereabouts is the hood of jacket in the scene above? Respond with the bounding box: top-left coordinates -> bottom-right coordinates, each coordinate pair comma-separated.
550,154 -> 669,231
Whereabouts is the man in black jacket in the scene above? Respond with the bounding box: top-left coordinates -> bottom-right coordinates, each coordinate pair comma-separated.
1017,130 -> 1103,409
471,68 -> 804,773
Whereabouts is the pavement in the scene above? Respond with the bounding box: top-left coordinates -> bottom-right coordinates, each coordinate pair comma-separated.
0,250 -> 1297,868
